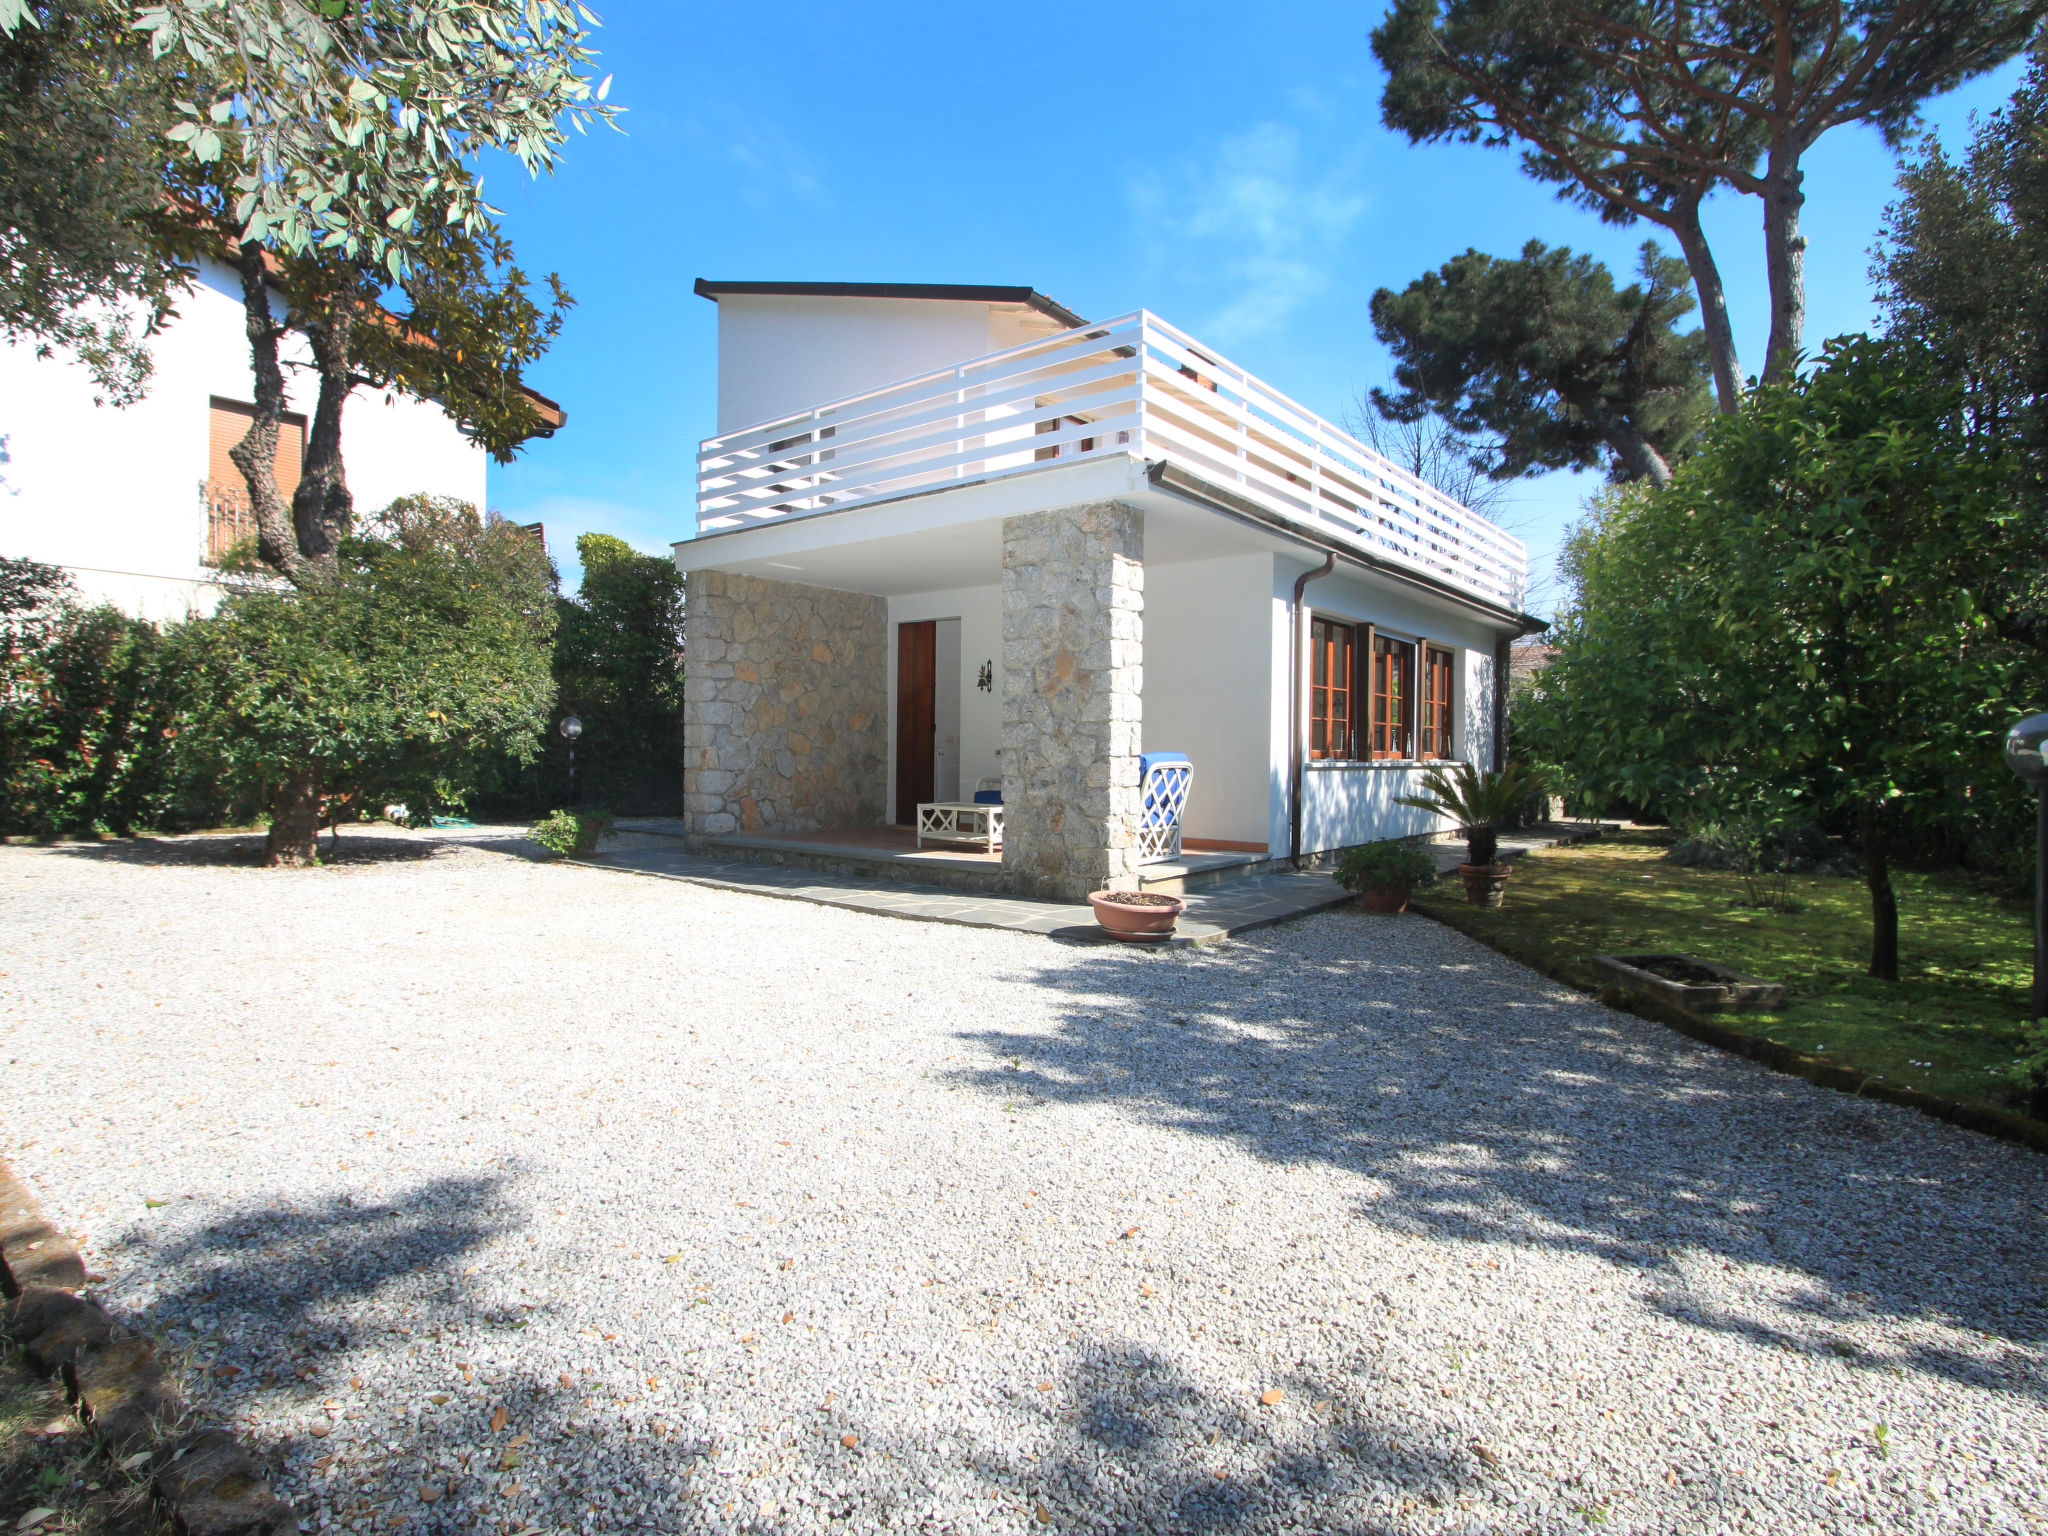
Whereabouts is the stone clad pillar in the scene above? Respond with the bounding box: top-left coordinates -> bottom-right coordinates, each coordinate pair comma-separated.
1000,501 -> 1143,900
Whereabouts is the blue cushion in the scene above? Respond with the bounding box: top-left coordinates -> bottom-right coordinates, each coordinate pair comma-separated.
973,789 -> 1003,805
1138,751 -> 1190,776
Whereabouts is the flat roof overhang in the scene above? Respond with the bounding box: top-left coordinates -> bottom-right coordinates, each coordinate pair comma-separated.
674,456 -> 1543,635
692,279 -> 1086,330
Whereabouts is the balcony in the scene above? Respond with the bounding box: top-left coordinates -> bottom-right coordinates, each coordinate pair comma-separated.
696,310 -> 1527,611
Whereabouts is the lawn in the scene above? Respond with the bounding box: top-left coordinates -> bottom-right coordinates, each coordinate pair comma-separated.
1412,829 -> 2038,1121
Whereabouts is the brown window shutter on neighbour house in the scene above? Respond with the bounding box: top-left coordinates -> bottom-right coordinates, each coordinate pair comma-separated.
208,397 -> 306,502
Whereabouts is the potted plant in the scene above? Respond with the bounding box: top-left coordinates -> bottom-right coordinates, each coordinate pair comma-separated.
530,807 -> 615,858
1087,888 -> 1188,942
1395,762 -> 1546,907
1333,839 -> 1437,913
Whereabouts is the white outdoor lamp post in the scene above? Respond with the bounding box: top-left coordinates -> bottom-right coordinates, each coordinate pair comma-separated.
2005,712 -> 2048,1027
560,714 -> 584,804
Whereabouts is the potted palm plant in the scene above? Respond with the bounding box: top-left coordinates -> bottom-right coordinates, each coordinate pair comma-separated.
1395,762 -> 1546,906
1333,839 -> 1437,912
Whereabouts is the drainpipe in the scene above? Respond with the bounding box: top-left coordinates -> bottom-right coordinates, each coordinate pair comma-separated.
1492,633 -> 1512,771
1288,552 -> 1337,870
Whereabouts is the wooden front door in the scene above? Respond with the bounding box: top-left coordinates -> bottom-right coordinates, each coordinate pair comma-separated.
895,620 -> 936,823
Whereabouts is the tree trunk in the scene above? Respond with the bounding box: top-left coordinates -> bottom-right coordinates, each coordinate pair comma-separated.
293,303 -> 355,574
1603,415 -> 1672,486
227,241 -> 303,583
265,766 -> 323,868
1859,798 -> 1900,982
1762,156 -> 1808,385
1670,201 -> 1744,415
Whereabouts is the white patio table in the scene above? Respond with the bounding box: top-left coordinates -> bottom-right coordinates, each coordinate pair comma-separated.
915,801 -> 1003,853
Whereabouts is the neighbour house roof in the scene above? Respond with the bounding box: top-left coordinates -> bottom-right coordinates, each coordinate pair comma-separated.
692,279 -> 1086,330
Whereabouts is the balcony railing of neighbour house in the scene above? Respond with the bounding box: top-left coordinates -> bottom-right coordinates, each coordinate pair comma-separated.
201,480 -> 259,566
696,310 -> 1528,611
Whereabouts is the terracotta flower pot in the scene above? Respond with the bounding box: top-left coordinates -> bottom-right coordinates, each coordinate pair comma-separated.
1458,862 -> 1512,907
1354,883 -> 1412,914
1087,889 -> 1187,942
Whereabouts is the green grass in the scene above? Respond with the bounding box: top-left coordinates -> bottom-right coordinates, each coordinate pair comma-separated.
0,1349 -> 159,1536
1411,829 -> 2036,1118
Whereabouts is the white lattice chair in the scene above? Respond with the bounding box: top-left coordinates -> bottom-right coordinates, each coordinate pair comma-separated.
1136,751 -> 1193,864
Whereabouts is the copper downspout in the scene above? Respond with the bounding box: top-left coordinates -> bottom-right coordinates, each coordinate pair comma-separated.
1288,552 -> 1337,869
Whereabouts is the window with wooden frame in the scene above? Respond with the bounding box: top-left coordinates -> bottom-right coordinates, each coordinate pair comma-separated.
1308,617 -> 1357,759
205,397 -> 306,563
1371,634 -> 1415,759
1419,645 -> 1455,759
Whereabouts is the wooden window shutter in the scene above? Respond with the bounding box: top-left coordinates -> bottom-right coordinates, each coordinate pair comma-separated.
208,397 -> 307,501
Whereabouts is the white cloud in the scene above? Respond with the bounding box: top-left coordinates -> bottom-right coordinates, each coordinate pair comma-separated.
1131,123 -> 1368,343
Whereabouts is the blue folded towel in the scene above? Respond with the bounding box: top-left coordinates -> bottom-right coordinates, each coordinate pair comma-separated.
973,789 -> 1003,805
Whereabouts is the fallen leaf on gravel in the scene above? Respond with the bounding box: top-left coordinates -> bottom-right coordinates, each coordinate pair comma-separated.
840,1434 -> 858,1448
507,1434 -> 529,1450
499,1482 -> 519,1498
1140,1284 -> 1156,1297
1036,1381 -> 1053,1392
1120,1227 -> 1138,1240
419,1485 -> 442,1503
822,1392 -> 836,1407
429,1394 -> 450,1405
664,1255 -> 680,1264
739,1333 -> 756,1344
1036,1506 -> 1054,1525
781,1312 -> 794,1324
312,1457 -> 334,1472
145,1199 -> 166,1209
350,1378 -> 363,1390
558,1374 -> 575,1389
602,1332 -> 617,1341
463,1265 -> 477,1275
119,1452 -> 150,1472
490,1406 -> 507,1433
1259,1389 -> 1284,1406
1472,1443 -> 1501,1467
780,1258 -> 794,1270
16,1506 -> 56,1531
308,1421 -> 331,1438
213,1363 -> 242,1379
1825,1469 -> 1841,1487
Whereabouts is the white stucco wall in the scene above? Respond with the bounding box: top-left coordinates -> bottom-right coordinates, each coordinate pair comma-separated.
0,258 -> 489,621
712,295 -> 1072,435
885,584 -> 1002,821
1144,553 -> 1275,848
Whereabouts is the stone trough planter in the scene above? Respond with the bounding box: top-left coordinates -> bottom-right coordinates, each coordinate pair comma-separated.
1590,952 -> 1787,1014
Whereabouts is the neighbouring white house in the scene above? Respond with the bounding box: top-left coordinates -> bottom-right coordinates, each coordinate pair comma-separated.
0,256 -> 564,620
674,280 -> 1542,901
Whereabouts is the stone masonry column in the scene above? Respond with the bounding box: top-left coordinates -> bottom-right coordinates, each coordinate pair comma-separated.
1000,501 -> 1143,900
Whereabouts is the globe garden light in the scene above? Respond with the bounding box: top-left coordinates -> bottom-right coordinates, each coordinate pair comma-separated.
2005,712 -> 2048,1028
560,714 -> 584,804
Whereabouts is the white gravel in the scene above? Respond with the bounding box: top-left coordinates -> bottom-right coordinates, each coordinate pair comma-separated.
2,826 -> 2045,1536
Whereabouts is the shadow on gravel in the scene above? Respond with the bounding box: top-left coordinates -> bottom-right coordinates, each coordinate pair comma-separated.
956,912 -> 2048,1405
106,1178 -> 1489,1534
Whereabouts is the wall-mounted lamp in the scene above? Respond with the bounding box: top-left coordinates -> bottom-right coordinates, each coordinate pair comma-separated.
976,661 -> 993,693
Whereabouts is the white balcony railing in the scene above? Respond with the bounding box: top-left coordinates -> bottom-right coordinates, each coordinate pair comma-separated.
696,311 -> 1526,610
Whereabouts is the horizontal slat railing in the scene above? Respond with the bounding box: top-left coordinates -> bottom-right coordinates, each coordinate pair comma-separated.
698,311 -> 1526,609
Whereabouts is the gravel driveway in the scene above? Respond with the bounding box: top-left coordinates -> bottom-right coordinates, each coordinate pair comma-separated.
2,827 -> 2044,1536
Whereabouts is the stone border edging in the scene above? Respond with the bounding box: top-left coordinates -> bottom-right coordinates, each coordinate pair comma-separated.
0,1158 -> 298,1536
1412,899 -> 2048,1158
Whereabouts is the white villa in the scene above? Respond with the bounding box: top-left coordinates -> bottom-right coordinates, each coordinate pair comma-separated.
0,256 -> 563,620
675,281 -> 1542,901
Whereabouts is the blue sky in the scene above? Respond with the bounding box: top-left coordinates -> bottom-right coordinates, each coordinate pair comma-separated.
481,1 -> 2028,612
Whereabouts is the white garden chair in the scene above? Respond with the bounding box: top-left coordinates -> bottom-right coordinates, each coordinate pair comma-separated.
1136,751 -> 1193,864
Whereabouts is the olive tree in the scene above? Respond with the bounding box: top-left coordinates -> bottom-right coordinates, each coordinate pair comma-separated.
1521,337 -> 2038,978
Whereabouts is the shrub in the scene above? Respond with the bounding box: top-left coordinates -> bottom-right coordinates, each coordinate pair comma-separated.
530,807 -> 613,856
1334,839 -> 1437,892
